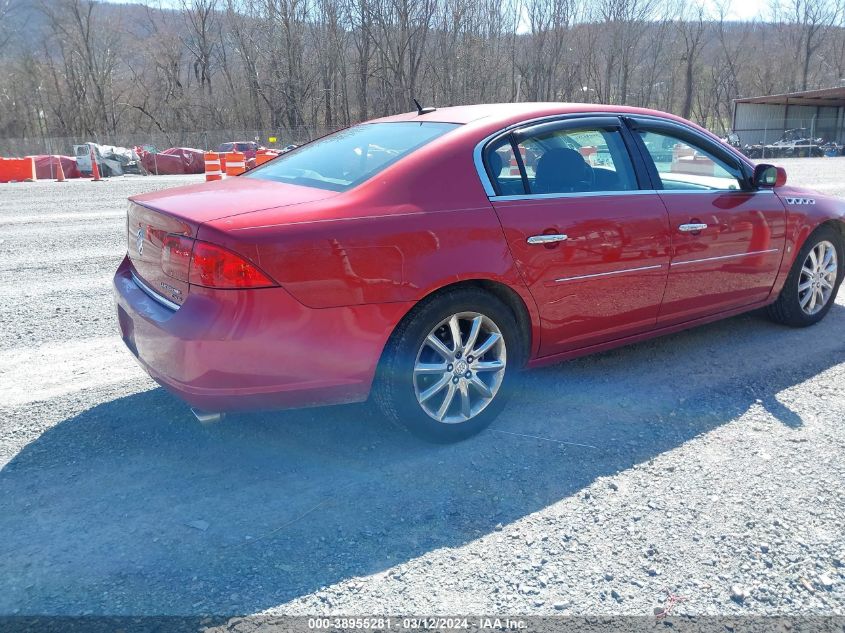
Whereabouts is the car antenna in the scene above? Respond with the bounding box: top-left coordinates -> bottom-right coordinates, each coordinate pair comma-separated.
413,98 -> 436,115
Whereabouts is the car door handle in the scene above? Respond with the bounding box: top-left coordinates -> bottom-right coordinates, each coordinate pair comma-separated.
678,223 -> 708,232
527,234 -> 568,245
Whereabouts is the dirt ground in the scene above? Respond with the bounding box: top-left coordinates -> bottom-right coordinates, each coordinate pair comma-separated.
0,159 -> 843,618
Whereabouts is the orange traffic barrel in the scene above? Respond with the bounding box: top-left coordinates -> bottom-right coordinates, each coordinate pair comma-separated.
225,151 -> 246,176
254,149 -> 277,167
204,152 -> 223,181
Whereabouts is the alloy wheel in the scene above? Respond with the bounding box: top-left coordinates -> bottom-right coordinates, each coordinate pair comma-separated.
798,240 -> 838,316
413,312 -> 507,424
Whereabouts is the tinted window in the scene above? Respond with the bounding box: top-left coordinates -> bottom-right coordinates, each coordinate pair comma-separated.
490,126 -> 637,195
247,122 -> 459,191
638,130 -> 742,191
485,137 -> 523,196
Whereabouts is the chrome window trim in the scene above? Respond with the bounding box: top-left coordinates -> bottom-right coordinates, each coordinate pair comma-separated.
491,189 -> 659,203
656,189 -> 775,195
670,248 -> 780,267
472,111 -> 756,199
131,271 -> 180,311
554,264 -> 663,283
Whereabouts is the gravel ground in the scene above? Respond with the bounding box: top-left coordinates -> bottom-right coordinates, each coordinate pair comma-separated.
0,160 -> 843,619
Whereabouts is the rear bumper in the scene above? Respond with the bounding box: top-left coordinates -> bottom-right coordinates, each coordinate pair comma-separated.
113,256 -> 412,411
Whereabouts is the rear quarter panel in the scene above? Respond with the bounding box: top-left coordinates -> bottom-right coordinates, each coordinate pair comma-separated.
201,129 -> 542,354
201,206 -> 521,308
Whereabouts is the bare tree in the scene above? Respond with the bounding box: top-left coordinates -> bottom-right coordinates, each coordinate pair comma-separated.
2,0 -> 845,148
774,0 -> 840,90
674,0 -> 709,119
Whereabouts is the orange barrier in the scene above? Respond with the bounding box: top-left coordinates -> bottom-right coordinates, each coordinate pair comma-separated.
578,146 -> 598,162
0,157 -> 37,183
508,146 -> 528,176
253,149 -> 278,167
225,151 -> 246,176
204,151 -> 223,181
664,144 -> 714,177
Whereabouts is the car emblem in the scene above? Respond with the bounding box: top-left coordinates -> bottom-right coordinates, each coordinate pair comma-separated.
136,227 -> 144,256
784,197 -> 815,205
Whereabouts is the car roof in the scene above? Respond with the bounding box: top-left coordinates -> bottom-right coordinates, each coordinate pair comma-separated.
366,102 -> 728,159
367,102 -> 679,126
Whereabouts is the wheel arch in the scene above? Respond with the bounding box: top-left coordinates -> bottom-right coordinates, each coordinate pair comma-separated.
379,278 -> 540,372
772,212 -> 845,302
826,218 -> 845,244
794,218 -> 845,257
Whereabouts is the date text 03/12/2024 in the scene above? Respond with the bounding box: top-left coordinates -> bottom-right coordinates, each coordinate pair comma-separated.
307,617 -> 528,630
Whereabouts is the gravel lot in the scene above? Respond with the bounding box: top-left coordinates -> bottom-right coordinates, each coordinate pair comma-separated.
0,159 -> 843,619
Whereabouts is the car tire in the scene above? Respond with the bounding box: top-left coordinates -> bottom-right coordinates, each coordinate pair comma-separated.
767,224 -> 844,327
373,287 -> 526,443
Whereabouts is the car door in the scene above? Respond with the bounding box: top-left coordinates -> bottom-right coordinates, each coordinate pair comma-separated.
627,118 -> 787,326
484,116 -> 672,357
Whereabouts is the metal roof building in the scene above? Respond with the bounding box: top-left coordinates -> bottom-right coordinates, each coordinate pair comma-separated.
732,87 -> 845,146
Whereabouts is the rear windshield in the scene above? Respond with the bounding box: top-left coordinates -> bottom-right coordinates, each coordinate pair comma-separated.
245,121 -> 459,191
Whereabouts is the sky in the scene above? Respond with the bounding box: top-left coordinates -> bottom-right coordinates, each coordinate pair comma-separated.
713,0 -> 772,21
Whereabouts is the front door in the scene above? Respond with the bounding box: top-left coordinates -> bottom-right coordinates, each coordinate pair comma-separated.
631,123 -> 787,326
484,117 -> 672,356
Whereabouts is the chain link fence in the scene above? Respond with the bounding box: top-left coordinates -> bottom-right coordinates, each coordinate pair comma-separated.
732,111 -> 845,158
0,127 -> 341,157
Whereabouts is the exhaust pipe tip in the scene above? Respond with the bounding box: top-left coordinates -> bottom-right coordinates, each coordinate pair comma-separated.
191,408 -> 225,424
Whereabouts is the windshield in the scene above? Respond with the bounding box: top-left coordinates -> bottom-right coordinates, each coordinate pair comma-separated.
245,122 -> 459,191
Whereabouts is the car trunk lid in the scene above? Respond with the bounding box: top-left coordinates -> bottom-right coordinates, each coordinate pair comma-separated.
127,202 -> 195,307
127,179 -> 338,306
129,177 -> 337,224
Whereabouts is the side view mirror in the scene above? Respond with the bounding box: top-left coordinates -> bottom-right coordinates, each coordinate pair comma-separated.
753,164 -> 787,188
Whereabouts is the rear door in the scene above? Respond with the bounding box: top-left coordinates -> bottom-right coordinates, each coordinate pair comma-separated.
627,118 -> 787,326
485,116 -> 672,357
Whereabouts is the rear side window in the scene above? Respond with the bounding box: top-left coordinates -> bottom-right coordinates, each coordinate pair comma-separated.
485,125 -> 637,196
247,122 -> 459,191
484,137 -> 523,196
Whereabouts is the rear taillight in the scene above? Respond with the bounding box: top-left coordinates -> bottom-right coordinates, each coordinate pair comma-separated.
190,240 -> 276,288
161,235 -> 277,289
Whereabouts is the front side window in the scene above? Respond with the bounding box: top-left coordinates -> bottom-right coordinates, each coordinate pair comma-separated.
637,130 -> 743,191
486,125 -> 637,196
247,122 -> 459,192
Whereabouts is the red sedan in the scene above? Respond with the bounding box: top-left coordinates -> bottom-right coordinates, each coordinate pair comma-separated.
217,141 -> 261,159
114,103 -> 845,442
